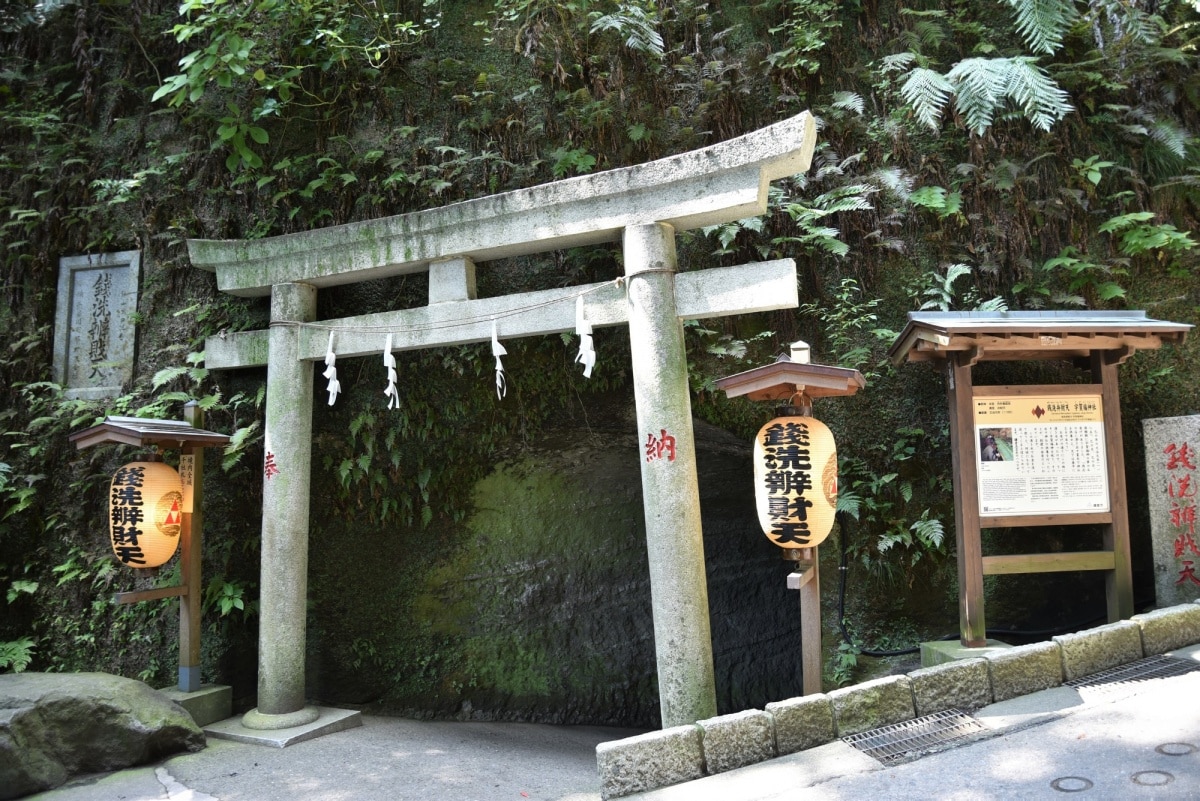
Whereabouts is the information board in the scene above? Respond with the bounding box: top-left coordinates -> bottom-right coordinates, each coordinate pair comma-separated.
973,390 -> 1109,517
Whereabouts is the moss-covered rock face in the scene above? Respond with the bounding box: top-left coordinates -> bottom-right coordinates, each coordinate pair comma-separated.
307,415 -> 808,726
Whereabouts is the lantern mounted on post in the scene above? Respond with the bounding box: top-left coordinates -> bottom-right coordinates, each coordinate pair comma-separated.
69,411 -> 230,695
715,341 -> 866,695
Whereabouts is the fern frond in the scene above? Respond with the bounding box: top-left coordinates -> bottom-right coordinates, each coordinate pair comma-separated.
870,167 -> 914,201
1004,0 -> 1078,55
912,19 -> 947,50
813,185 -> 876,214
832,91 -> 865,115
589,4 -> 664,59
880,52 -> 917,74
947,58 -> 1008,134
900,67 -> 953,130
1003,57 -> 1073,131
1148,118 -> 1189,159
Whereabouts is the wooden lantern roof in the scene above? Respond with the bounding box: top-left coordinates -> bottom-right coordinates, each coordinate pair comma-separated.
888,310 -> 1191,367
69,416 -> 231,451
714,352 -> 866,402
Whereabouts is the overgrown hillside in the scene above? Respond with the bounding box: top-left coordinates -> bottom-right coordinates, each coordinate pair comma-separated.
0,0 -> 1196,720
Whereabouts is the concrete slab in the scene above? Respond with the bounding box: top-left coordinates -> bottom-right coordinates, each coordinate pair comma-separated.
920,638 -> 1011,667
204,706 -> 362,748
973,685 -> 1085,731
1168,642 -> 1200,661
620,740 -> 880,800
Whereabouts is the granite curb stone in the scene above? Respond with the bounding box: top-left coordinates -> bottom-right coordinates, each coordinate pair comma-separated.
828,675 -> 915,737
596,602 -> 1200,799
909,657 -> 992,716
764,694 -> 835,756
1053,620 -> 1144,681
1132,604 -> 1200,655
696,709 -> 775,775
596,724 -> 705,800
985,640 -> 1063,702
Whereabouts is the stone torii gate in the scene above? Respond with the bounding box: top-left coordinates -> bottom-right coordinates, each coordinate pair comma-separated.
189,112 -> 817,732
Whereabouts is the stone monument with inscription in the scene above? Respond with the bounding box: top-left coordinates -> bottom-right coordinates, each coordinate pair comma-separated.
53,251 -> 140,399
1144,415 -> 1200,606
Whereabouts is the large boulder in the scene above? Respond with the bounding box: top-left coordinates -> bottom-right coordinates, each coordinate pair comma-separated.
0,672 -> 205,799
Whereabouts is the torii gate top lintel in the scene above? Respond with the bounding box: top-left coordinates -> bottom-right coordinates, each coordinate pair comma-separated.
187,112 -> 816,298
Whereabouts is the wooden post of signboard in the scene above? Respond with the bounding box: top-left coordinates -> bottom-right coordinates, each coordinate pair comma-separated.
1093,350 -> 1134,621
947,353 -> 987,646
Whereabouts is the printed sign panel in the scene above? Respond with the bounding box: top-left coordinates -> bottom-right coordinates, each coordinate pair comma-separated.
974,391 -> 1109,517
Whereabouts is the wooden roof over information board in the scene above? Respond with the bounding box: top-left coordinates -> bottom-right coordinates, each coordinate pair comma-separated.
888,311 -> 1191,366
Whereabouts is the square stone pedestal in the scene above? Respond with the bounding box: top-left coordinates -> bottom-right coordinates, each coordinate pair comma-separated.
205,707 -> 362,748
163,684 -> 233,728
921,639 -> 1012,668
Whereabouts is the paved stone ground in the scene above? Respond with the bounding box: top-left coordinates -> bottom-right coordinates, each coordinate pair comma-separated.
25,643 -> 1200,801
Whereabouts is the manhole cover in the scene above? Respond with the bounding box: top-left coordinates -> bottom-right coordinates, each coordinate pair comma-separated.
842,709 -> 987,765
1131,770 -> 1174,787
1066,655 -> 1200,697
1051,776 -> 1094,793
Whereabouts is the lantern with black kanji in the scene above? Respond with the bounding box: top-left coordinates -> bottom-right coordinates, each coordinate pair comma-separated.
753,411 -> 838,549
109,460 -> 183,568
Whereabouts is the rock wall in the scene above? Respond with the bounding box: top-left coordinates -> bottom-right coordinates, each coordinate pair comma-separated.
307,414 -> 805,727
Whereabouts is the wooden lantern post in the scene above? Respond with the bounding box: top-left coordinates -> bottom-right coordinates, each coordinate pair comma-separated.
69,406 -> 230,692
715,342 -> 865,695
888,311 -> 1191,647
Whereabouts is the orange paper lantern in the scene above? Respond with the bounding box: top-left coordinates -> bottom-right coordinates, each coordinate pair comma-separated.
753,414 -> 837,549
109,460 -> 183,568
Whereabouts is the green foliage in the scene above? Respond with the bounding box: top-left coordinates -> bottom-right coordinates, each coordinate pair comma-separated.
1014,245 -> 1126,307
765,0 -> 843,77
1071,155 -> 1114,187
837,426 -> 953,583
903,56 -> 1074,135
824,639 -> 858,687
0,638 -> 35,673
798,278 -> 895,375
1099,212 -> 1197,260
154,0 -> 439,171
1004,0 -> 1079,56
204,577 -> 252,618
589,2 -> 665,59
912,263 -> 1008,313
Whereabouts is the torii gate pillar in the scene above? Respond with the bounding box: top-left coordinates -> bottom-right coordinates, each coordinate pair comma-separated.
242,282 -> 320,729
625,223 -> 717,723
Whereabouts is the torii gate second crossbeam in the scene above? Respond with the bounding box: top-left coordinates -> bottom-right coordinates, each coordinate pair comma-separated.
190,112 -> 817,734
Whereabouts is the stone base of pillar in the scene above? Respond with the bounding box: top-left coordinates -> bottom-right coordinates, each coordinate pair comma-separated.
208,706 -> 362,748
241,705 -> 321,730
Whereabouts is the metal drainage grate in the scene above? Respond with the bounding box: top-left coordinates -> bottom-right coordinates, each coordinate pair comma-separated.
842,709 -> 987,765
1066,654 -> 1200,698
